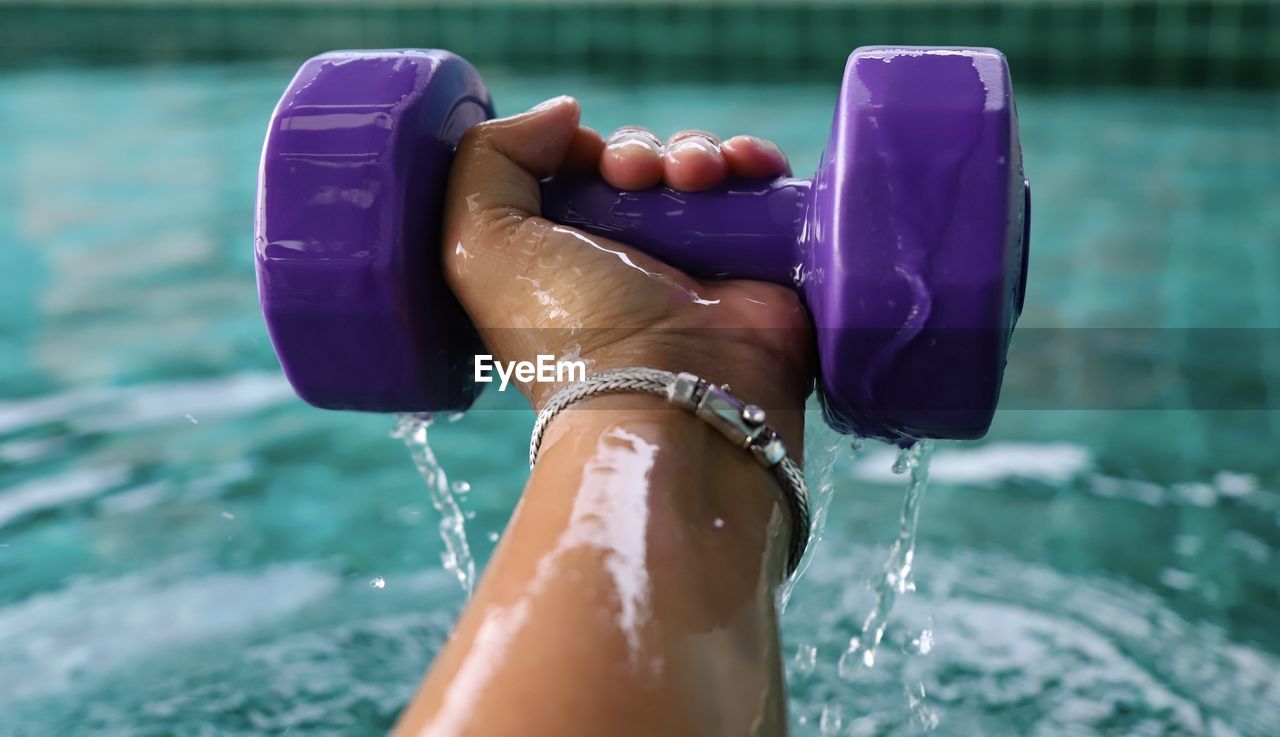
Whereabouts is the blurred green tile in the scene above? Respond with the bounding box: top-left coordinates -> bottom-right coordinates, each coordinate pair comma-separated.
1,0 -> 1277,89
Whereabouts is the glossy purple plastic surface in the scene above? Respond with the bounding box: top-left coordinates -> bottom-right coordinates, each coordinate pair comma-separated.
256,50 -> 491,411
540,176 -> 808,285
256,47 -> 1029,441
809,47 -> 1027,441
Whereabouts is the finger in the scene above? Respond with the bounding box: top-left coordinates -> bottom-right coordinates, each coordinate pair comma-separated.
561,125 -> 605,174
446,95 -> 581,224
600,126 -> 663,190
722,136 -> 791,178
662,130 -> 727,192
443,100 -> 699,317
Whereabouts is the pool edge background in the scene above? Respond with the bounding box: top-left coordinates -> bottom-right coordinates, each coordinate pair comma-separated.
1,0 -> 1278,90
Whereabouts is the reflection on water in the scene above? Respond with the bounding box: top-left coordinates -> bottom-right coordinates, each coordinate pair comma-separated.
0,64 -> 1277,736
786,545 -> 1280,737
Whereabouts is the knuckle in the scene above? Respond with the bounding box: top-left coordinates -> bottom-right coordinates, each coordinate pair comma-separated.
455,120 -> 499,158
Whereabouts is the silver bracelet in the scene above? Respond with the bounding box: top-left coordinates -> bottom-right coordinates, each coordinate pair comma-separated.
530,368 -> 810,575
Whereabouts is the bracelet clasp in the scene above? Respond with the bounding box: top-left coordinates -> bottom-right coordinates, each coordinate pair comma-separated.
666,372 -> 788,468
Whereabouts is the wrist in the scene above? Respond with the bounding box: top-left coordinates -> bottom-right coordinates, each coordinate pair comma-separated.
528,365 -> 810,574
529,336 -> 810,451
531,393 -> 795,580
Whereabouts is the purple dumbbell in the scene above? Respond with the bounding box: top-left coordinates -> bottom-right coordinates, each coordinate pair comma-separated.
255,47 -> 1029,443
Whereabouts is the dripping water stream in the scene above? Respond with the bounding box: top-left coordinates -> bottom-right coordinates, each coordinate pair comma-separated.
839,439 -> 936,675
392,413 -> 477,597
779,422 -> 853,611
787,437 -> 939,735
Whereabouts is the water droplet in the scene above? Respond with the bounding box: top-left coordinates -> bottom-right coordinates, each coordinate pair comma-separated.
712,517 -> 725,529
819,702 -> 844,736
220,511 -> 235,520
792,643 -> 817,676
185,414 -> 198,424
914,708 -> 940,732
907,628 -> 934,655
369,576 -> 386,589
451,480 -> 471,495
838,638 -> 873,678
906,682 -> 939,731
487,531 -> 500,543
891,443 -> 919,474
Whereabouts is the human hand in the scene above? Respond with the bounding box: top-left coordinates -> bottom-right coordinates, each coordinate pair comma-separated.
442,97 -> 813,441
398,101 -> 806,737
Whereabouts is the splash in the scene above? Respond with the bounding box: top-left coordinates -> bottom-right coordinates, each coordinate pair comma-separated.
392,413 -> 476,597
838,439 -> 935,675
781,420 -> 861,706
778,417 -> 854,610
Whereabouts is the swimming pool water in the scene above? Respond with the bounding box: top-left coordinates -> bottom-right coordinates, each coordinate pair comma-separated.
1,63 -> 1278,736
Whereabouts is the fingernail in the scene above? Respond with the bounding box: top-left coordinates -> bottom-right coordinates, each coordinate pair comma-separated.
666,129 -> 720,148
749,136 -> 783,156
668,137 -> 720,156
735,135 -> 789,173
758,138 -> 788,167
530,95 -> 575,113
606,126 -> 662,149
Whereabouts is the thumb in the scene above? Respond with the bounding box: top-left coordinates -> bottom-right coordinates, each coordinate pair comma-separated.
445,95 -> 581,224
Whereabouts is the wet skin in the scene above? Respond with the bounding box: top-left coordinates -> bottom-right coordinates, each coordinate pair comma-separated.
393,98 -> 811,737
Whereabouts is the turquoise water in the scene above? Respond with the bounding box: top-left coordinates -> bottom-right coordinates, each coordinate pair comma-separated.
1,63 -> 1278,736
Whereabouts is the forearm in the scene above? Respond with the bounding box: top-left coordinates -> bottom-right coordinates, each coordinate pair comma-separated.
398,93 -> 813,737
394,390 -> 802,737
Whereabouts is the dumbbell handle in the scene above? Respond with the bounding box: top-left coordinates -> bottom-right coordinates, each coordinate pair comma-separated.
539,175 -> 808,287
